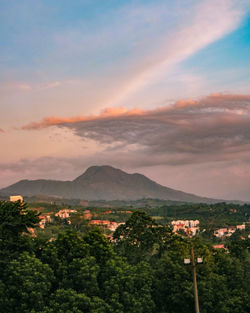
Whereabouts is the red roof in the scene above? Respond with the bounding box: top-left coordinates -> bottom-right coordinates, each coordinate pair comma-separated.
90,220 -> 110,225
213,244 -> 225,249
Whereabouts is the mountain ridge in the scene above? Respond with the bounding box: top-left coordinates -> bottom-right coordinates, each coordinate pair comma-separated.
0,165 -> 221,203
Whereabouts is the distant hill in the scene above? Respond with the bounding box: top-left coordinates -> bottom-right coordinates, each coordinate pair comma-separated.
1,165 -> 221,203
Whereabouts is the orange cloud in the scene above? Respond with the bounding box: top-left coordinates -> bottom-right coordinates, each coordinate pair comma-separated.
101,107 -> 144,117
22,107 -> 145,130
175,99 -> 197,108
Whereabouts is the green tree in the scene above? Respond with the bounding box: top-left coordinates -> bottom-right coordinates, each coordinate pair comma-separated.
0,200 -> 39,240
100,259 -> 155,313
152,255 -> 193,313
43,288 -> 110,313
0,201 -> 39,276
40,230 -> 90,290
83,229 -> 115,264
4,252 -> 54,313
70,212 -> 90,233
113,211 -> 171,264
60,256 -> 100,296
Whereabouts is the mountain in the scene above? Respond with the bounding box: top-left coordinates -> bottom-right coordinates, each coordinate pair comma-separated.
0,165 -> 220,203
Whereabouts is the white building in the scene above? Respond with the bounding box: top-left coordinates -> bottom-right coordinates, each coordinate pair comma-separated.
55,209 -> 77,219
10,195 -> 23,203
171,220 -> 200,236
236,224 -> 245,230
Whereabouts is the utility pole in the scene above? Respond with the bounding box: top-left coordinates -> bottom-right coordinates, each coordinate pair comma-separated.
184,244 -> 202,313
191,246 -> 200,313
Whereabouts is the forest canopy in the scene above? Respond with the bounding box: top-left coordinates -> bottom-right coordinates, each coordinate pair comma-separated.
0,200 -> 249,313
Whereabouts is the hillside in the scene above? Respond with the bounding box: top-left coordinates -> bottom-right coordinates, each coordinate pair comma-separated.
1,165 -> 219,203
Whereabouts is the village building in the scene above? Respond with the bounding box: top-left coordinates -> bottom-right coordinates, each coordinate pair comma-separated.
213,244 -> 225,249
89,220 -> 110,227
214,224 -> 245,238
171,220 -> 200,236
55,209 -> 77,219
10,195 -> 23,203
89,220 -> 125,231
108,222 -> 125,232
83,209 -> 92,220
236,223 -> 245,230
39,214 -> 52,229
214,228 -> 229,238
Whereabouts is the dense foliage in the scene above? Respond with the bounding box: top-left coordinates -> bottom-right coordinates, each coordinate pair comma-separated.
0,201 -> 249,313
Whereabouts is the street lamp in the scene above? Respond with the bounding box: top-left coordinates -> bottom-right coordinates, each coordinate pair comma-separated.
184,246 -> 203,313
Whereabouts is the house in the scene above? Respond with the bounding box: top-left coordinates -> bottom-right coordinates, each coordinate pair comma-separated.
188,227 -> 200,236
214,228 -> 228,238
39,214 -> 52,229
171,220 -> 200,236
227,226 -> 236,234
213,244 -> 225,249
236,224 -> 245,230
55,209 -> 77,219
108,222 -> 125,232
89,220 -> 125,232
171,220 -> 199,228
214,226 -> 237,238
89,220 -> 110,226
10,195 -> 23,203
83,210 -> 92,220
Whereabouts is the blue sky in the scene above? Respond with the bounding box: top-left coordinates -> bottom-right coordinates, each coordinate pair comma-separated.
182,15 -> 250,90
1,0 -> 250,200
2,0 -> 248,82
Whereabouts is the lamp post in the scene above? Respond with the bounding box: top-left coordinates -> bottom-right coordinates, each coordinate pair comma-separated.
184,245 -> 203,313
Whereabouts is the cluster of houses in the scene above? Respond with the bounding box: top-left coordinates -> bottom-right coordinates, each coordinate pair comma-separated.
39,209 -> 91,229
171,219 -> 247,239
8,195 -> 125,233
171,220 -> 200,236
38,208 -> 124,232
213,224 -> 245,238
9,195 -> 248,239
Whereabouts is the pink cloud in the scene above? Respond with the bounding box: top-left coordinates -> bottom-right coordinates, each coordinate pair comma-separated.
21,107 -> 145,130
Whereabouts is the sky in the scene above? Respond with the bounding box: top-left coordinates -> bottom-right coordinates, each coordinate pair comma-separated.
1,0 -> 250,201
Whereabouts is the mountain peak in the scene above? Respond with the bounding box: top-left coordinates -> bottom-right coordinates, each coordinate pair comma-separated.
73,165 -> 126,183
85,165 -> 121,174
0,165 -> 219,202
